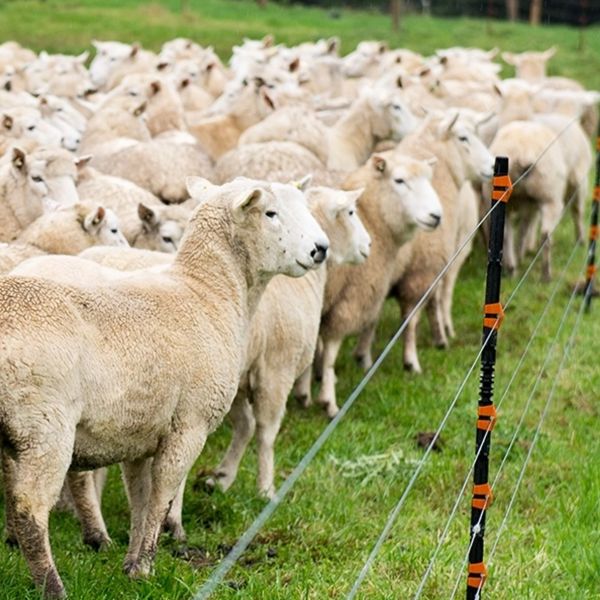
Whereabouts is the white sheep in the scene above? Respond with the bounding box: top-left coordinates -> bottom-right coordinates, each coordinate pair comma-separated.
318,152 -> 443,417
0,176 -> 329,598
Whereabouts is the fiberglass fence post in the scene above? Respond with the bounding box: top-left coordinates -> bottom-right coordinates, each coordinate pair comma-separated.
466,156 -> 511,600
583,124 -> 600,312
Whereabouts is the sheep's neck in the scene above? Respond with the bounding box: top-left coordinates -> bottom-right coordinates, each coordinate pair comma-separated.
330,98 -> 375,167
0,172 -> 42,231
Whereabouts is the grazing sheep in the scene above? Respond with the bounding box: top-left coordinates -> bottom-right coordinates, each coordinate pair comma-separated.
0,146 -> 80,242
318,153 -> 443,417
0,201 -> 128,274
205,184 -> 371,500
0,176 -> 329,598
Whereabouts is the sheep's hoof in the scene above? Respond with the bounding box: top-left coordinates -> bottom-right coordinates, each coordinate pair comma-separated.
354,354 -> 373,372
541,271 -> 551,283
403,362 -> 422,374
295,393 -> 312,408
83,530 -> 111,552
259,487 -> 276,501
325,403 -> 339,420
163,518 -> 187,543
435,340 -> 449,350
123,559 -> 150,579
41,573 -> 66,599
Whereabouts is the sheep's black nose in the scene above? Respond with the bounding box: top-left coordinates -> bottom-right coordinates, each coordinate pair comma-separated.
311,243 -> 328,264
429,213 -> 441,227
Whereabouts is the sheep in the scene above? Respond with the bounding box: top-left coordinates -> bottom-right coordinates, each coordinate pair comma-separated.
1,106 -> 63,152
0,201 -> 128,274
79,95 -> 150,156
0,176 -> 329,598
318,152 -> 443,418
90,139 -> 215,204
204,184 -> 370,501
238,87 -> 418,171
79,246 -> 173,270
488,120 -> 567,281
0,146 -> 80,242
186,76 -> 277,160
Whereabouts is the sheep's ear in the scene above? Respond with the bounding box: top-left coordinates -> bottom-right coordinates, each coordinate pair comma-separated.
378,42 -> 388,54
150,80 -> 161,95
180,78 -> 190,88
443,112 -> 460,137
493,83 -> 503,97
75,155 -> 93,169
425,156 -> 438,168
345,187 -> 365,206
261,88 -> 276,111
11,147 -> 26,171
372,155 -> 386,173
439,55 -> 449,66
76,51 -> 89,64
396,75 -> 403,89
289,57 -> 300,72
133,101 -> 146,116
205,61 -> 215,72
138,203 -> 158,230
39,50 -> 49,60
232,188 -> 263,216
262,35 -> 274,48
84,206 -> 106,231
156,61 -> 169,71
253,76 -> 266,88
487,47 -> 500,60
327,37 -> 340,55
292,174 -> 312,191
130,43 -> 140,58
501,52 -> 516,66
477,111 -> 496,127
186,176 -> 217,199
2,114 -> 13,130
418,67 -> 431,78
542,46 -> 556,61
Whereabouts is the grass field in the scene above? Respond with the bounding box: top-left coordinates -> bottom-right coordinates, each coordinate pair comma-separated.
1,1 -> 600,599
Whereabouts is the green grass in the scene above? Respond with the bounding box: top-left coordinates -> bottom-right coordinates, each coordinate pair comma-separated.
1,1 -> 600,599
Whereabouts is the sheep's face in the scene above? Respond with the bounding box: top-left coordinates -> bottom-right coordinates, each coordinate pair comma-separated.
342,41 -> 386,78
186,177 -> 329,279
442,113 -> 495,182
83,206 -> 129,247
378,92 -> 418,141
90,41 -> 135,88
374,154 -> 443,243
137,204 -> 188,253
2,109 -> 63,147
501,48 -> 555,81
308,187 -> 371,265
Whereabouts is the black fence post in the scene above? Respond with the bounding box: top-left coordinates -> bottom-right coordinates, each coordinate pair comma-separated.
466,157 -> 511,599
584,126 -> 600,311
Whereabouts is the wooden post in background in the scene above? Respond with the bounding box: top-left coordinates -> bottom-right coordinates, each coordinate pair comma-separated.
391,0 -> 401,31
530,0 -> 542,24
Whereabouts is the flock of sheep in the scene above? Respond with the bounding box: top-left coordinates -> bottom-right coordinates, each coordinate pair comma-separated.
0,33 -> 597,598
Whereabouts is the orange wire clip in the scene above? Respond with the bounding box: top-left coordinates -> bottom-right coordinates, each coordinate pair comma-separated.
491,174 -> 512,203
467,562 -> 488,589
472,483 -> 494,510
483,302 -> 504,330
477,404 -> 497,432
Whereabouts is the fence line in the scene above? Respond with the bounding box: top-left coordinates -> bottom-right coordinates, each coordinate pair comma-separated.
480,264 -> 588,594
346,168 -> 585,600
193,116 -> 583,598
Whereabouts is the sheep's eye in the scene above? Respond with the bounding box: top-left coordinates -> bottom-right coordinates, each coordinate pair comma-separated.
162,236 -> 173,243
110,228 -> 118,234
459,136 -> 468,142
56,107 -> 63,112
31,175 -> 43,182
349,210 -> 355,216
393,104 -> 402,110
394,178 -> 406,185
110,57 -> 117,62
27,125 -> 36,131
265,211 -> 277,219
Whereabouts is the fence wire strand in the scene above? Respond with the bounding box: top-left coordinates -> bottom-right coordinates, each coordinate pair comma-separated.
193,114 -> 583,598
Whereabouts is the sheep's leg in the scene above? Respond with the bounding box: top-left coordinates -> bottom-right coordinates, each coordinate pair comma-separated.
67,471 -> 111,550
518,211 -> 538,261
440,264 -> 461,339
293,366 -> 313,408
353,322 -> 377,371
254,381 -> 290,499
162,480 -> 187,542
126,426 -> 208,578
313,336 -> 324,381
93,467 -> 108,507
426,291 -> 448,349
9,434 -> 74,599
2,451 -> 18,547
504,219 -> 517,277
540,202 -> 563,282
317,337 -> 343,419
402,303 -> 423,374
208,394 -> 255,492
121,458 -> 152,573
571,180 -> 587,244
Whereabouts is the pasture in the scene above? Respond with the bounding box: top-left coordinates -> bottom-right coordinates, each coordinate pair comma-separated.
0,1 -> 599,599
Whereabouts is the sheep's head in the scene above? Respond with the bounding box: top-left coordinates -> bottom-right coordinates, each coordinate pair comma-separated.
90,40 -> 139,88
136,203 -> 190,253
306,184 -> 371,266
2,107 -> 63,147
342,40 -> 387,78
437,111 -> 495,182
368,152 -> 442,244
183,176 -> 329,280
9,146 -> 81,211
366,87 -> 418,142
77,203 -> 129,247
